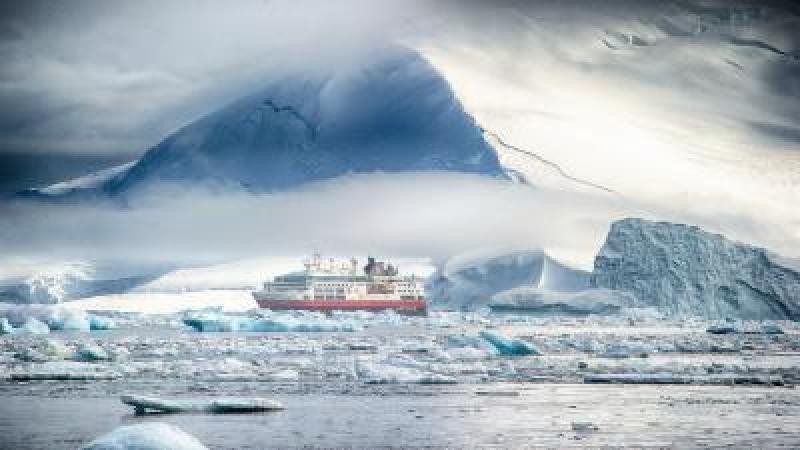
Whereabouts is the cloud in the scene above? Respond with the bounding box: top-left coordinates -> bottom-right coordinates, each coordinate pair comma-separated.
1,172 -> 796,277
0,0 -> 427,155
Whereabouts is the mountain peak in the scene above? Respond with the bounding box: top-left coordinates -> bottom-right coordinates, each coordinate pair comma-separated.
28,46 -> 507,200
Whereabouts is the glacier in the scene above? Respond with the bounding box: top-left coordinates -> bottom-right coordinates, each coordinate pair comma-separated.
590,218 -> 800,320
24,46 -> 507,200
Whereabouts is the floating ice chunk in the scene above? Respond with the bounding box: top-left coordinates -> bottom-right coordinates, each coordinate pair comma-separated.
89,315 -> 116,330
82,422 -> 208,450
572,421 -> 599,432
76,343 -> 110,361
11,361 -> 121,381
479,331 -> 541,356
706,324 -> 737,334
20,317 -> 49,334
40,338 -> 70,360
264,369 -> 300,382
208,398 -> 285,413
358,363 -> 457,384
121,395 -> 190,414
761,324 -> 784,334
599,344 -> 648,359
446,347 -> 493,361
583,373 -> 784,385
183,312 -> 357,333
445,334 -> 486,349
0,317 -> 12,335
16,348 -> 49,362
120,394 -> 284,415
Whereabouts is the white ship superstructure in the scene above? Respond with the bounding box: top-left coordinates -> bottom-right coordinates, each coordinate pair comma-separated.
253,254 -> 426,312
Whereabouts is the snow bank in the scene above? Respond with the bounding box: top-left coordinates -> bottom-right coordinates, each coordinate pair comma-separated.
82,422 -> 208,450
590,218 -> 800,319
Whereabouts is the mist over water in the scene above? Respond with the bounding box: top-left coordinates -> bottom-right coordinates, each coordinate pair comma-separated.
1,171 -> 793,277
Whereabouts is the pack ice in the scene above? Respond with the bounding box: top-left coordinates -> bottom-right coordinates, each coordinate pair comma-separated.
590,218 -> 800,319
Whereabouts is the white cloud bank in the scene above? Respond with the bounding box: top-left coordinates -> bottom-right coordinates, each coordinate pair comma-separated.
1,172 -> 794,277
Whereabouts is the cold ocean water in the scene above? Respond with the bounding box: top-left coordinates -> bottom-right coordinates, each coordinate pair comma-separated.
0,312 -> 798,448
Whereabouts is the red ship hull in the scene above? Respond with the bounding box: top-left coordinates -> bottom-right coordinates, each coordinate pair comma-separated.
255,298 -> 426,313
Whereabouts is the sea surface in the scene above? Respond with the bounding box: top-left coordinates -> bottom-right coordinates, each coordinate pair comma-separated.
1,383 -> 798,448
1,316 -> 798,448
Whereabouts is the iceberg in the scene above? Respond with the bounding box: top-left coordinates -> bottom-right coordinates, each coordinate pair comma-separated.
40,338 -> 70,360
19,317 -> 49,334
0,317 -> 12,334
761,324 -> 784,334
82,422 -> 208,450
76,343 -> 110,361
120,394 -> 284,415
706,324 -> 737,335
0,306 -> 116,334
428,249 -> 589,310
590,218 -> 800,319
479,330 -> 541,356
88,315 -> 116,330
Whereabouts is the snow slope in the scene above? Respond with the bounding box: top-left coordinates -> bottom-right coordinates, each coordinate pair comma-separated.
25,46 -> 507,199
590,218 -> 800,319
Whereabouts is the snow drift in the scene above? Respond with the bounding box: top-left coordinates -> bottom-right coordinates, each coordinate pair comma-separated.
590,218 -> 800,320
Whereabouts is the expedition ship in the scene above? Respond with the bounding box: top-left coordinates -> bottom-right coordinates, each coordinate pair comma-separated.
252,254 -> 426,313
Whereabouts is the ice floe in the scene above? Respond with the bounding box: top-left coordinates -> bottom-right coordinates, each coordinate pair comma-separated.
120,394 -> 284,414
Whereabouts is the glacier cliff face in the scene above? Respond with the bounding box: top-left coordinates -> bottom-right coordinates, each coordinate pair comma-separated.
590,218 -> 800,319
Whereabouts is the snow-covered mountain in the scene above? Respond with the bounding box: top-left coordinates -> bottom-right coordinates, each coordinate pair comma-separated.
590,218 -> 800,319
0,262 -> 163,304
22,46 -> 508,199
